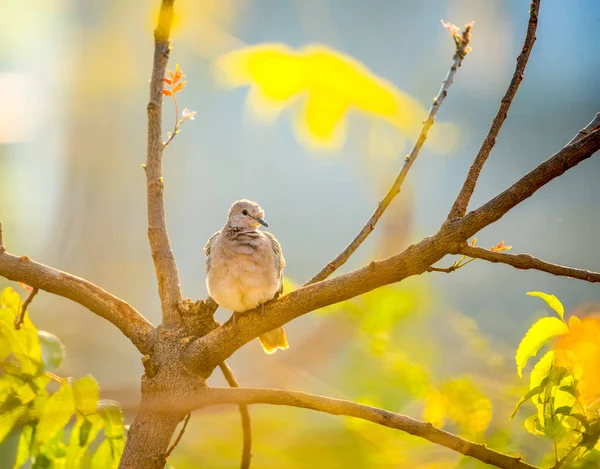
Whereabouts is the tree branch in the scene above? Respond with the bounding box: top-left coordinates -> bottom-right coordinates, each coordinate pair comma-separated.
218,362 -> 252,469
146,0 -> 183,327
194,388 -> 538,469
447,0 -> 541,220
187,121 -> 600,372
0,249 -> 155,354
15,286 -> 39,330
460,246 -> 600,283
305,22 -> 472,286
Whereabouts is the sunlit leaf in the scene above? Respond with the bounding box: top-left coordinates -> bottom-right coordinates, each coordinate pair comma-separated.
90,439 -> 115,469
66,415 -> 102,468
37,331 -> 65,372
527,292 -> 565,321
36,385 -> 75,444
214,43 -> 433,151
13,424 -> 33,469
523,415 -> 544,435
423,391 -> 446,428
516,317 -> 568,377
73,376 -> 99,416
0,403 -> 26,442
510,385 -> 541,420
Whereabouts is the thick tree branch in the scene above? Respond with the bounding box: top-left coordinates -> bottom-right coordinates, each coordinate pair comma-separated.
187,121 -> 600,372
460,246 -> 600,283
218,362 -> 252,469
146,0 -> 183,327
305,22 -> 472,286
447,0 -> 540,220
456,127 -> 600,239
0,249 -> 155,354
194,388 -> 538,469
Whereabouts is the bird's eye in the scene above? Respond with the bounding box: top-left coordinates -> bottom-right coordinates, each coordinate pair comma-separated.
241,209 -> 248,216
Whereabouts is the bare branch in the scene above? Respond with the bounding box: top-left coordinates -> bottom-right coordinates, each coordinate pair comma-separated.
164,413 -> 191,460
219,362 -> 252,469
146,0 -> 183,327
457,126 -> 600,239
15,286 -> 39,330
567,112 -> 600,145
0,222 -> 4,253
195,388 -> 538,469
460,246 -> 600,283
0,250 -> 155,354
447,0 -> 541,220
187,121 -> 600,372
305,22 -> 473,286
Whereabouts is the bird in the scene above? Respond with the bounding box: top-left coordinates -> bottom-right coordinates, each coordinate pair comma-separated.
204,199 -> 289,354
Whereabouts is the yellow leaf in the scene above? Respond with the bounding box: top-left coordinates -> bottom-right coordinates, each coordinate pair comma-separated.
516,317 -> 568,377
214,43 -> 428,150
527,291 -> 565,321
423,391 -> 446,428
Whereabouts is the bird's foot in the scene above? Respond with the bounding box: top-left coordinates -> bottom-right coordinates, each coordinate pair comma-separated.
231,312 -> 240,333
260,303 -> 265,316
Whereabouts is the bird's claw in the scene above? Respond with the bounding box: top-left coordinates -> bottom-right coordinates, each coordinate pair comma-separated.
232,312 -> 240,333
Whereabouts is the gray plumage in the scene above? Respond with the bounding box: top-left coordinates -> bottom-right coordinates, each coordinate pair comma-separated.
205,200 -> 288,353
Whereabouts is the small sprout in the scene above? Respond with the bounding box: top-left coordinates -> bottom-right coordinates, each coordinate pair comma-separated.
404,155 -> 410,162
490,241 -> 512,253
182,108 -> 196,121
158,177 -> 163,183
141,163 -> 147,169
433,97 -> 438,105
469,237 -> 477,247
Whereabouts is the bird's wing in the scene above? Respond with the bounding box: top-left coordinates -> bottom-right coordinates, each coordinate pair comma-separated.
263,231 -> 286,298
204,231 -> 221,274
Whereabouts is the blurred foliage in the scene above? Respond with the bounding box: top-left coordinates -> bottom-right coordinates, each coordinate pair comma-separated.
512,292 -> 600,468
214,42 -> 458,153
0,287 -> 125,468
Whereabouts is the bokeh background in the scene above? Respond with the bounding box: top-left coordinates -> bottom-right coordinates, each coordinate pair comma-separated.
1,0 -> 599,467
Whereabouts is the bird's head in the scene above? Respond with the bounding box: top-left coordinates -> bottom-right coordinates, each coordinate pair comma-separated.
227,199 -> 268,229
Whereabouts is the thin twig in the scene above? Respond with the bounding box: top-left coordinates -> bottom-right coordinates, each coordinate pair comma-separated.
427,266 -> 457,274
164,413 -> 191,460
195,387 -> 538,469
219,362 -> 252,469
146,0 -> 183,327
567,111 -> 600,145
447,0 -> 541,220
15,287 -> 38,330
163,93 -> 180,149
304,22 -> 473,286
459,246 -> 600,283
0,222 -> 4,252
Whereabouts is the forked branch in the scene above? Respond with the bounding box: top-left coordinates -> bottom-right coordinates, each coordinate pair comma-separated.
305,21 -> 473,286
145,0 -> 183,327
195,388 -> 538,469
447,0 -> 541,220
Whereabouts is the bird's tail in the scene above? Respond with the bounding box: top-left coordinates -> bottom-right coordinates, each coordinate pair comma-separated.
258,326 -> 289,354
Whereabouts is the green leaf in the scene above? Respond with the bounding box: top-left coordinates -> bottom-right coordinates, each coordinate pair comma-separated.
516,317 -> 568,377
524,414 -> 543,435
97,401 -> 124,440
36,385 -> 75,444
73,376 -> 99,416
527,291 -> 565,321
0,319 -> 38,375
0,405 -> 27,442
554,405 -> 573,416
90,439 -> 115,469
13,424 -> 33,469
66,415 -> 102,469
510,385 -> 541,420
569,413 -> 590,430
37,331 -> 65,372
1,288 -> 22,313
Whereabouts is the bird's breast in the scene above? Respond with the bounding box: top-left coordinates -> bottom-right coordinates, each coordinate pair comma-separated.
206,243 -> 279,313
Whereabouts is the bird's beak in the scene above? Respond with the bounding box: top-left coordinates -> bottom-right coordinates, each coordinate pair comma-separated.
256,217 -> 269,228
